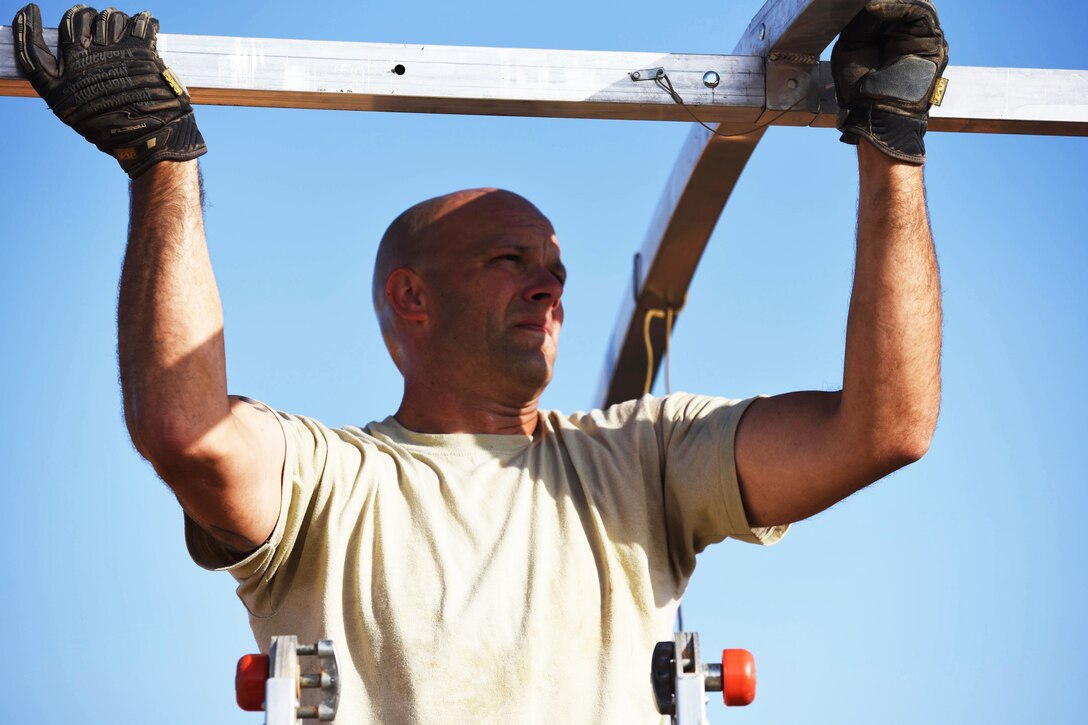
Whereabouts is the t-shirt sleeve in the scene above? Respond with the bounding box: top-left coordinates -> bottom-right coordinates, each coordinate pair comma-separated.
655,393 -> 788,559
183,404 -> 334,617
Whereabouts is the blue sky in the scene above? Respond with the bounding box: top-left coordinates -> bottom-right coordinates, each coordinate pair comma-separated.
1,1 -> 1085,722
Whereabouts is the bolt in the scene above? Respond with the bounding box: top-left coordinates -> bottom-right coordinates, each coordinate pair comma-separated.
758,23 -> 766,41
632,71 -> 641,80
702,70 -> 720,89
787,78 -> 798,90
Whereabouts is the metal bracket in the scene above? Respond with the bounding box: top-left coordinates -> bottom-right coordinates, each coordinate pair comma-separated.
296,640 -> 340,721
673,632 -> 710,725
652,632 -> 710,725
262,636 -> 341,724
651,632 -> 757,724
763,58 -> 821,125
630,67 -> 665,82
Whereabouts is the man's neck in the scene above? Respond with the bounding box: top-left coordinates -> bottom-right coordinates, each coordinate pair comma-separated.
395,378 -> 541,436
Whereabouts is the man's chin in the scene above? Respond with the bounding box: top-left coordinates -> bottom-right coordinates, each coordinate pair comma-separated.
501,351 -> 554,393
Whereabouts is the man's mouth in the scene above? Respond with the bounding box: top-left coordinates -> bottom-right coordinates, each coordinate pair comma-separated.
513,317 -> 552,335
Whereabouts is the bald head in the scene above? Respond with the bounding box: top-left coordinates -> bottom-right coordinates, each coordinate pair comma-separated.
372,188 -> 552,360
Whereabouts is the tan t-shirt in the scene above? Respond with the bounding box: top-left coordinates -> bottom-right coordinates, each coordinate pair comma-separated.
187,393 -> 786,724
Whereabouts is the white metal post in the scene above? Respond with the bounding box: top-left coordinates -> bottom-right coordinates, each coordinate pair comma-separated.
266,636 -> 302,725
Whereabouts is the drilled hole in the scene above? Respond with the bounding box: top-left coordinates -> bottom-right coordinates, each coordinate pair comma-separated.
393,64 -> 406,75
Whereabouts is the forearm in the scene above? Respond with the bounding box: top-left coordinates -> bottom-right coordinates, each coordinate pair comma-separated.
841,141 -> 942,465
118,159 -> 230,457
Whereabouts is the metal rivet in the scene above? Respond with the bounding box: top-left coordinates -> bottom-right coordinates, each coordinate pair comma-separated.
787,78 -> 798,90
702,71 -> 720,89
632,71 -> 641,80
758,23 -> 766,41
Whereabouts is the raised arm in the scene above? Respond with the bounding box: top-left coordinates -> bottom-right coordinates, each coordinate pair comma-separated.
12,4 -> 283,551
119,161 -> 284,553
733,0 -> 947,527
735,143 -> 941,526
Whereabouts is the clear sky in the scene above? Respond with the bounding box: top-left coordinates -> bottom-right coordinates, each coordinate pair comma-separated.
1,1 -> 1085,723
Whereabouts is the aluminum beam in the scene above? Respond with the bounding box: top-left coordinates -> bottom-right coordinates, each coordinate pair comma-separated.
0,27 -> 768,123
911,65 -> 1088,137
2,28 -> 1084,135
2,25 -> 1085,134
736,0 -> 871,57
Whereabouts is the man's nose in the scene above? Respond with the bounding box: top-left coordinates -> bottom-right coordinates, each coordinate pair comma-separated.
524,265 -> 563,306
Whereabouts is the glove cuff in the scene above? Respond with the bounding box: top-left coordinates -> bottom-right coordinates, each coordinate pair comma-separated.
114,112 -> 208,179
837,108 -> 928,165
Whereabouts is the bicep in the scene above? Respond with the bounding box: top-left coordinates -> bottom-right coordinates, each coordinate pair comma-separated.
161,396 -> 286,553
735,390 -> 888,527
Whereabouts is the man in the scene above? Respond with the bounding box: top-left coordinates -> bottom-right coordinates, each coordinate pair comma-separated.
13,2 -> 946,722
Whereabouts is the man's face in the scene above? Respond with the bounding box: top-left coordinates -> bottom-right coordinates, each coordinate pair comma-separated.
419,192 -> 566,400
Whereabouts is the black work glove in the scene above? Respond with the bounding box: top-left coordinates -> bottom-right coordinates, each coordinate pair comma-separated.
831,0 -> 948,164
12,3 -> 206,178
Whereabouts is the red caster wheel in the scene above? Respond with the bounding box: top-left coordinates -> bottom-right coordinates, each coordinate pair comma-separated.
235,653 -> 270,712
720,648 -> 756,707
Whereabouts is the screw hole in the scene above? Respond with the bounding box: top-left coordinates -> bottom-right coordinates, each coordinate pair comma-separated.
393,64 -> 406,75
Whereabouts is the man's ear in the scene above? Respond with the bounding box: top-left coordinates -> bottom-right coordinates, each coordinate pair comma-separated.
385,267 -> 428,322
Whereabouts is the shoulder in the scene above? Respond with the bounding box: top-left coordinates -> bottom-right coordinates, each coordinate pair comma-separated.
234,399 -> 395,472
540,393 -> 749,431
